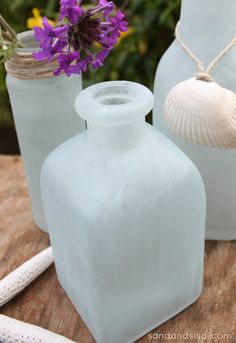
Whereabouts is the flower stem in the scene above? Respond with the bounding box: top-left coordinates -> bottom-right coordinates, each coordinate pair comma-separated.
1,30 -> 12,42
0,14 -> 17,42
0,14 -> 24,48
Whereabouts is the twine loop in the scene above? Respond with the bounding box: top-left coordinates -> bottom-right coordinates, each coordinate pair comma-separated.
195,72 -> 214,82
175,21 -> 236,80
4,31 -> 58,80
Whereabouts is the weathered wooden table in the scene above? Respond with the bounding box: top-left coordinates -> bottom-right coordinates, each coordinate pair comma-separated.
0,155 -> 236,342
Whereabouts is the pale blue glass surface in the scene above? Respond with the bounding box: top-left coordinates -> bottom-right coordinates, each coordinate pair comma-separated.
41,81 -> 206,343
6,32 -> 85,232
154,0 -> 236,240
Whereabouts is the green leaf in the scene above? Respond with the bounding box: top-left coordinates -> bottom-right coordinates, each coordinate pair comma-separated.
0,41 -> 16,63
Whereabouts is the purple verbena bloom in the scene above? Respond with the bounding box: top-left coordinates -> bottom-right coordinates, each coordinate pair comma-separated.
109,10 -> 128,39
60,0 -> 77,6
98,28 -> 117,48
33,0 -> 128,76
98,0 -> 114,18
33,39 -> 67,61
34,17 -> 68,49
54,51 -> 80,76
71,55 -> 93,74
99,0 -> 113,6
60,1 -> 83,25
80,55 -> 93,71
91,48 -> 110,69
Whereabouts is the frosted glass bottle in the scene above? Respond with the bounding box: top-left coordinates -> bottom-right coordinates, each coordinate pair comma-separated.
5,31 -> 85,232
153,0 -> 236,240
41,81 -> 206,343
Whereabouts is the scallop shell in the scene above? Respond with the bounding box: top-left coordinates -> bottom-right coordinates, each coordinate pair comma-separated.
164,77 -> 236,149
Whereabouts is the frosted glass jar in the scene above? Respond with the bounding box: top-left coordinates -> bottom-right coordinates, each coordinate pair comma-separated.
5,31 -> 85,232
41,81 -> 206,343
153,0 -> 236,240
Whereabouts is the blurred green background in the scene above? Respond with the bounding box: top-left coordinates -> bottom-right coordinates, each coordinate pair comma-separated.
0,0 -> 180,154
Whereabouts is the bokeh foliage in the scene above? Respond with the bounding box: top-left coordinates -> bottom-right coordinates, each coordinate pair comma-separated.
0,0 -> 180,128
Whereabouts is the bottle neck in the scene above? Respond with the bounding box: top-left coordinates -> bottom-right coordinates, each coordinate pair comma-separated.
86,118 -> 147,150
179,0 -> 236,65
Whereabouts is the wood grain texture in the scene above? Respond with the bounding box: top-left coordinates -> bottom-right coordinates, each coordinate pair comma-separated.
0,155 -> 235,343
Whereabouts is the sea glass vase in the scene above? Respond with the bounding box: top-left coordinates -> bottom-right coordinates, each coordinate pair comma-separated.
5,31 -> 85,232
153,0 -> 236,240
41,81 -> 206,343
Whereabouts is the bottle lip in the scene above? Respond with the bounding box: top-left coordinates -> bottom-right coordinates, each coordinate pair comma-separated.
75,81 -> 154,126
15,30 -> 40,53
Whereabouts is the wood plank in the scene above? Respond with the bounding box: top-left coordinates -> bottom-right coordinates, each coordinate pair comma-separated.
0,155 -> 235,342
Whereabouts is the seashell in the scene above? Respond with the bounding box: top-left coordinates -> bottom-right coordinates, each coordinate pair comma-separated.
164,76 -> 236,149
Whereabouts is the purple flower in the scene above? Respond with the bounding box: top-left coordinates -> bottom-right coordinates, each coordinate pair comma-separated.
60,0 -> 77,5
54,51 -> 80,76
109,10 -> 128,39
34,17 -> 68,49
60,1 -> 83,25
100,0 -> 114,11
79,56 -> 93,71
33,0 -> 128,76
33,39 -> 67,61
99,29 -> 117,48
71,55 -> 93,74
99,0 -> 113,6
95,0 -> 114,18
91,48 -> 111,69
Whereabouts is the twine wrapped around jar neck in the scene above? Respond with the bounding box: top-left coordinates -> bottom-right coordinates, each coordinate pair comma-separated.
4,31 -> 58,80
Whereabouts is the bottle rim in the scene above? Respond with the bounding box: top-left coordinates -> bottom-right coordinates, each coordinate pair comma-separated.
75,81 -> 154,126
5,31 -> 58,80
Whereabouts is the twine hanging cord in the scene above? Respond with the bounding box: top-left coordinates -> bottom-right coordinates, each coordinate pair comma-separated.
175,21 -> 236,82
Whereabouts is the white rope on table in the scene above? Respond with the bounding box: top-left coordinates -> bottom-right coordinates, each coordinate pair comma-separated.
0,246 -> 77,342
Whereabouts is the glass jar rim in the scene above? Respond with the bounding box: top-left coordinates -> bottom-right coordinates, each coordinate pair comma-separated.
15,30 -> 40,53
5,30 -> 58,79
75,81 -> 154,126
